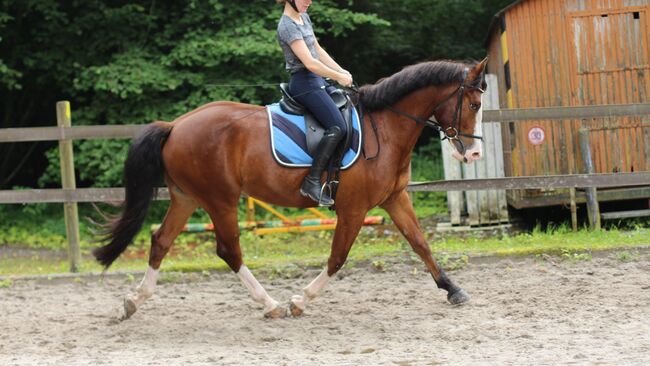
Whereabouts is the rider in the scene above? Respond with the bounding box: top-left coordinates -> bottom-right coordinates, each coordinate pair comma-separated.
276,0 -> 353,206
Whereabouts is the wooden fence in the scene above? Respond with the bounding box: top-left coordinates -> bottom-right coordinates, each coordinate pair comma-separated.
1,101 -> 650,272
1,172 -> 648,203
3,104 -> 649,144
442,75 -> 650,227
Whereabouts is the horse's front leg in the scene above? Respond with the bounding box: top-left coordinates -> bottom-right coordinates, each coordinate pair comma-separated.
381,190 -> 470,305
290,212 -> 366,316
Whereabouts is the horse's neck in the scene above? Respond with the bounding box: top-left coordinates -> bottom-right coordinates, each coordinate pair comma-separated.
375,86 -> 440,161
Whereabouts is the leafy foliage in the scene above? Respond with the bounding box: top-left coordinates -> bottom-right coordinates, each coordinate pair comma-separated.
1,0 -> 512,189
1,0 -> 387,188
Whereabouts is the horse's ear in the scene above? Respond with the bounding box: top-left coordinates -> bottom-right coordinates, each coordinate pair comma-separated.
466,57 -> 488,82
478,57 -> 488,73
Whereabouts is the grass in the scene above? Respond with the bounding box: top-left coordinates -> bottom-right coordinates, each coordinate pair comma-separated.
0,278 -> 13,288
431,224 -> 650,256
1,222 -> 648,277
615,251 -> 632,262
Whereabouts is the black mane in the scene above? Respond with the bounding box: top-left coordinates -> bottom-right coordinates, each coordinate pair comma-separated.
359,60 -> 479,111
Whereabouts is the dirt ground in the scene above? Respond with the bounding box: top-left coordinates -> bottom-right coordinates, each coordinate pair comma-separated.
1,252 -> 649,366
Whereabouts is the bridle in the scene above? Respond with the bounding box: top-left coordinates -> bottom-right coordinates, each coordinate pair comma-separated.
383,69 -> 485,155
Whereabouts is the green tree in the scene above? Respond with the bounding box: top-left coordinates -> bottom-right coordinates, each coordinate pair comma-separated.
0,0 -> 386,188
327,0 -> 512,147
329,0 -> 513,83
1,0 -> 512,189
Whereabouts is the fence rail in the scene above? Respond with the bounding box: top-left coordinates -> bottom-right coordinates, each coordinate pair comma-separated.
482,103 -> 650,122
1,173 -> 648,204
2,103 -> 649,143
0,125 -> 143,142
408,172 -> 650,192
0,187 -> 169,204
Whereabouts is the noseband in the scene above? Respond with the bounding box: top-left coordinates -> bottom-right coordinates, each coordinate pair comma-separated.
384,69 -> 484,155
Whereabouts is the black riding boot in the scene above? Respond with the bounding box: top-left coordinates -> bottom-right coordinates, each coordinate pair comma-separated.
300,126 -> 343,206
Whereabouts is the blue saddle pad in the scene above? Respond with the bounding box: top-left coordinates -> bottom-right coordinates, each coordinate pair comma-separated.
265,103 -> 362,169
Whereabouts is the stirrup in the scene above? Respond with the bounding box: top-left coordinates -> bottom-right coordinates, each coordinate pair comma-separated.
318,181 -> 338,207
327,180 -> 339,192
317,182 -> 334,207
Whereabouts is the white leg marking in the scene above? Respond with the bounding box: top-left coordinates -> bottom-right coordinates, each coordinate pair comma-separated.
291,267 -> 332,311
128,266 -> 159,308
236,265 -> 279,314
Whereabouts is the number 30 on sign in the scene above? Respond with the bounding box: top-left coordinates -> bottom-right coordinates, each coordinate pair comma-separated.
528,127 -> 545,145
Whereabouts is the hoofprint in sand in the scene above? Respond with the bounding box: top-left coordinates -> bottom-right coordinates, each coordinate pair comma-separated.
1,254 -> 649,366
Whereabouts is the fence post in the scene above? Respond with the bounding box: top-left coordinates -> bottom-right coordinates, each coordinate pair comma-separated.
56,101 -> 81,272
247,197 -> 255,223
441,135 -> 463,225
569,188 -> 578,232
578,128 -> 601,230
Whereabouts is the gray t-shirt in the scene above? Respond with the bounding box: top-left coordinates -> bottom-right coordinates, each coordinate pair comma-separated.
277,13 -> 319,73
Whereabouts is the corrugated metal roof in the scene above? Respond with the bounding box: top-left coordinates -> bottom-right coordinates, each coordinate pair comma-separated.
484,0 -> 528,47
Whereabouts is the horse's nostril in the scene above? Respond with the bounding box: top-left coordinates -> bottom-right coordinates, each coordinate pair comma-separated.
472,152 -> 481,158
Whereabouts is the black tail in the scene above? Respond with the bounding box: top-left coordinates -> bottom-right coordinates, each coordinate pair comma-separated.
93,122 -> 173,268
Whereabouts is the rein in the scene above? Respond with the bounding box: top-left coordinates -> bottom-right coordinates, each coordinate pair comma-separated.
351,70 -> 484,158
385,77 -> 484,155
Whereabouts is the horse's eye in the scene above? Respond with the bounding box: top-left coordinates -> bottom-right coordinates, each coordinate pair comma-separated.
469,103 -> 481,111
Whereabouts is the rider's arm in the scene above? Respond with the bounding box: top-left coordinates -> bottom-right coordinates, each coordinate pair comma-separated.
289,40 -> 352,86
314,41 -> 349,76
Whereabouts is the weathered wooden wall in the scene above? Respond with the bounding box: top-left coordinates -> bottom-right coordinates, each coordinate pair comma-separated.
486,0 -> 650,208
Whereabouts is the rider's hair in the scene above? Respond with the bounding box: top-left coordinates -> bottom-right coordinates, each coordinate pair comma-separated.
276,0 -> 286,4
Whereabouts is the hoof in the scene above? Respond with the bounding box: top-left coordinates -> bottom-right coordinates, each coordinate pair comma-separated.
289,295 -> 307,317
122,297 -> 137,320
289,301 -> 304,317
264,305 -> 288,319
447,289 -> 470,305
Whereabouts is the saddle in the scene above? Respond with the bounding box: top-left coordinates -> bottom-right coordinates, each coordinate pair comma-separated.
278,83 -> 355,158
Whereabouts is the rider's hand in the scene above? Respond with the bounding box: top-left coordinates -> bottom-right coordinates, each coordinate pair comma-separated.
336,72 -> 353,87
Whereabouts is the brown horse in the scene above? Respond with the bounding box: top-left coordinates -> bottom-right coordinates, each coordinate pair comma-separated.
94,58 -> 488,319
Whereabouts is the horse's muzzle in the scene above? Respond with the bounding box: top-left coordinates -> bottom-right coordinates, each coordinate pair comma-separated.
451,140 -> 483,164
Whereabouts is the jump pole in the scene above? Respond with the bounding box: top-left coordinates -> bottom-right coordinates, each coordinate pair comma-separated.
151,198 -> 385,235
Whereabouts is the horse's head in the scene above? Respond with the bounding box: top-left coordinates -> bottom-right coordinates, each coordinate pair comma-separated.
432,58 -> 488,164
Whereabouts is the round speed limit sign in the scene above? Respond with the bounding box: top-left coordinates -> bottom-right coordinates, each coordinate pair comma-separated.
528,127 -> 545,145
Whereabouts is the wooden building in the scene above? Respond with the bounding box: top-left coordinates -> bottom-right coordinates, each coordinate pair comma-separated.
483,0 -> 650,209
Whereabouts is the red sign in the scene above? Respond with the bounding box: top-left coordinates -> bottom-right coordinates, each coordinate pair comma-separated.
528,127 -> 545,145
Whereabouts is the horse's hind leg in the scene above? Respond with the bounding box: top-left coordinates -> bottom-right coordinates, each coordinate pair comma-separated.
122,186 -> 197,320
205,203 -> 287,319
381,190 -> 469,305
